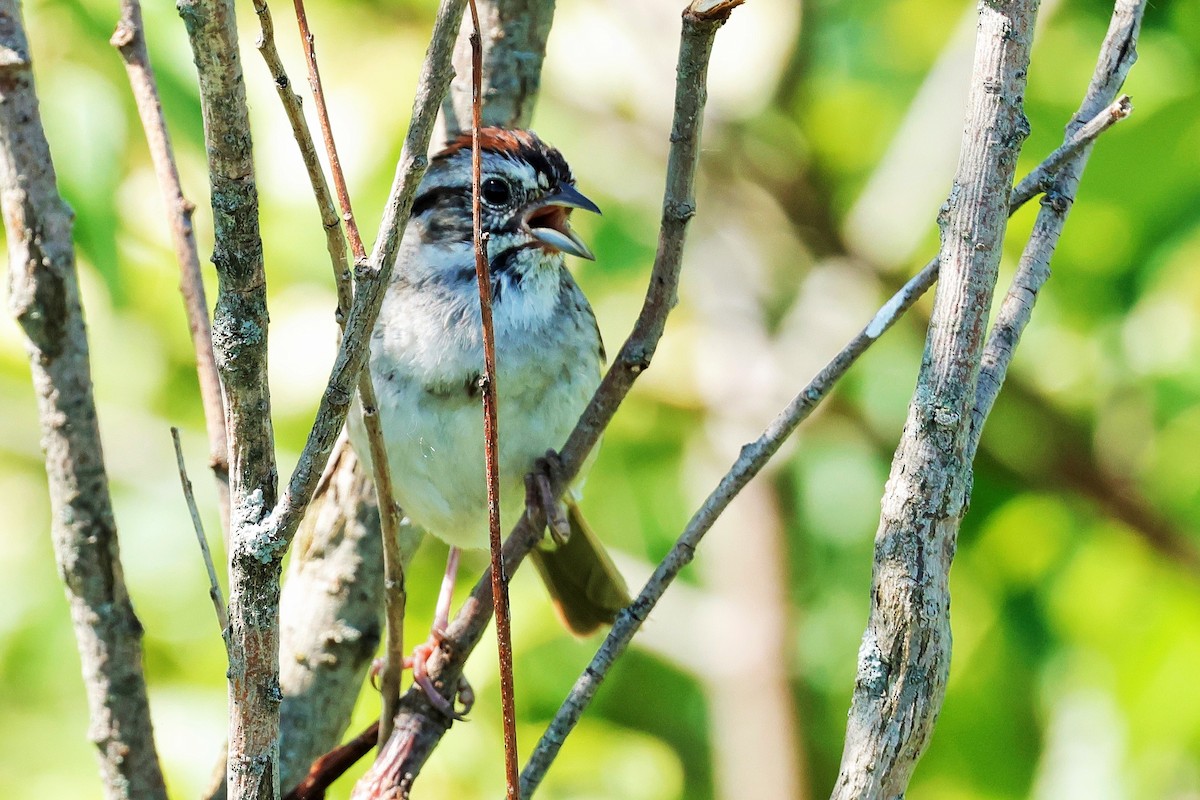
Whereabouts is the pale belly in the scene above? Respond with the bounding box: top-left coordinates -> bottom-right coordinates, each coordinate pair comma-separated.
351,314 -> 600,549
368,369 -> 593,549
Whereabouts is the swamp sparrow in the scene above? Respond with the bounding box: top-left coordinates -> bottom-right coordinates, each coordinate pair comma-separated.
349,128 -> 630,671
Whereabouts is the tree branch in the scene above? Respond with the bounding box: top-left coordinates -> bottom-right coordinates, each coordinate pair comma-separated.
352,3 -> 742,794
437,0 -> 556,147
172,427 -> 231,642
831,0 -> 1040,796
518,84 -> 1138,786
112,0 -> 231,537
177,2 -> 280,797
970,0 -> 1145,457
0,4 -> 167,797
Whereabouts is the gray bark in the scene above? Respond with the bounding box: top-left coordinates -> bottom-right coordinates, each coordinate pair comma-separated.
0,3 -> 167,798
831,1 -> 1039,797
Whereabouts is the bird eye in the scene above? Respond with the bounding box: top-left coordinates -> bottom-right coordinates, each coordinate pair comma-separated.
480,177 -> 512,207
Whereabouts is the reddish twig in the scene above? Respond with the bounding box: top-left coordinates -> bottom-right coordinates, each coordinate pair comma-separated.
465,0 -> 520,795
284,721 -> 380,800
291,0 -> 365,261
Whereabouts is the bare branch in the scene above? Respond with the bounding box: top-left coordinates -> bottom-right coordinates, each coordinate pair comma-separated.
249,0 -> 352,323
112,0 -> 231,536
352,6 -> 738,793
438,0 -> 557,146
461,0 -> 521,794
1009,94 -> 1132,211
832,0 -> 1040,796
285,720 -> 380,800
268,0 -> 466,556
172,427 -> 231,641
0,4 -> 167,797
971,0 -> 1146,456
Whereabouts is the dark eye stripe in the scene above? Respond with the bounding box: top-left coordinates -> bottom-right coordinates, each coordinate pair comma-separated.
411,186 -> 469,218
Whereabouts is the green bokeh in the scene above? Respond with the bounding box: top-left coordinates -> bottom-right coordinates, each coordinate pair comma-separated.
1,0 -> 1198,798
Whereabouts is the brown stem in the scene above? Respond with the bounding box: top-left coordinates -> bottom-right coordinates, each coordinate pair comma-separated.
463,1 -> 521,795
112,0 -> 231,538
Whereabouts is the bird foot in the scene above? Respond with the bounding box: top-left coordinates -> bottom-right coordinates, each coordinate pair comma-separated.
527,449 -> 570,546
369,629 -> 474,722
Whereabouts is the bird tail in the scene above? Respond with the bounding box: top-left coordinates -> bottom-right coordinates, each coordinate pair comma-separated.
530,499 -> 631,636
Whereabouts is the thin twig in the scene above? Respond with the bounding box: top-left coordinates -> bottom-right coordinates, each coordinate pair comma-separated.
250,0 -> 352,322
293,0 -> 366,261
519,259 -> 935,794
464,0 -> 520,795
268,0 -> 466,560
350,3 -> 742,793
112,0 -> 231,539
0,3 -> 168,796
171,427 -> 231,641
1009,94 -> 1133,210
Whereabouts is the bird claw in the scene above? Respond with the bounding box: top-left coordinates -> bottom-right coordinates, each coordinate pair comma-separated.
369,632 -> 473,722
528,450 -> 571,545
407,636 -> 472,722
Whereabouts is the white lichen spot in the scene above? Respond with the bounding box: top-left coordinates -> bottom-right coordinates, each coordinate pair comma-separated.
866,290 -> 907,339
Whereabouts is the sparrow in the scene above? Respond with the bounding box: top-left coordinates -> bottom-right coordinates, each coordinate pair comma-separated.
349,128 -> 630,708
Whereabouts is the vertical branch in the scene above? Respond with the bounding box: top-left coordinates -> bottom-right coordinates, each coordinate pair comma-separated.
0,3 -> 168,798
437,0 -> 557,147
177,1 -> 277,797
112,0 -> 231,538
464,0 -> 520,795
831,0 -> 1040,797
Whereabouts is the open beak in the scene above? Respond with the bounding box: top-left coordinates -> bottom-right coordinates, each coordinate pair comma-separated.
526,184 -> 602,261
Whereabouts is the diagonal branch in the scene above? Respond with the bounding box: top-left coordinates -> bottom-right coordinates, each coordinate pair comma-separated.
517,83 -> 1136,792
112,0 -> 231,537
0,3 -> 168,797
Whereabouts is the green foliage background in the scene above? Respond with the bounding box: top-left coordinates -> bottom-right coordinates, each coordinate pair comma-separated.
1,0 -> 1198,797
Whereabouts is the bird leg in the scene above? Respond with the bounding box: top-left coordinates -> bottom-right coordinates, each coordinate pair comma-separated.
527,449 -> 571,545
401,547 -> 474,721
